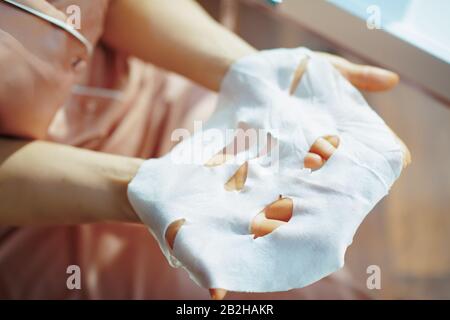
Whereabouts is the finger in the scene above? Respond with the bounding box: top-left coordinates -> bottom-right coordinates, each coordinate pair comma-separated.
264,197 -> 293,222
165,219 -> 186,250
347,65 -> 400,92
309,137 -> 336,161
388,128 -> 412,168
324,135 -> 340,148
209,288 -> 227,300
317,52 -> 399,92
251,212 -> 286,238
304,152 -> 324,170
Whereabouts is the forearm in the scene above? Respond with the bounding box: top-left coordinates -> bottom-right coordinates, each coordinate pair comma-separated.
0,137 -> 143,225
102,0 -> 256,91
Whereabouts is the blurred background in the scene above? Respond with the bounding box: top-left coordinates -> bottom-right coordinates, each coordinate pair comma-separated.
199,0 -> 450,299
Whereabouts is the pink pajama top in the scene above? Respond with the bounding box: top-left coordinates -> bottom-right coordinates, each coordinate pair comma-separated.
0,0 -> 362,299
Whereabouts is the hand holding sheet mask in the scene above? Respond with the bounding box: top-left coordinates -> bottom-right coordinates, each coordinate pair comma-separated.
128,48 -> 405,293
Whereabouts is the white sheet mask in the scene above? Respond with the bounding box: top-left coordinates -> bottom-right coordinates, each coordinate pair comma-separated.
128,48 -> 404,292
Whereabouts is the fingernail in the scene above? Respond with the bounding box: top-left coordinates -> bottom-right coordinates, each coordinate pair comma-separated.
210,288 -> 227,300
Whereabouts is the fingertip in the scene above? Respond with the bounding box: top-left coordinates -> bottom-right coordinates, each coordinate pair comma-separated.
309,138 -> 336,161
304,152 -> 324,170
355,66 -> 400,91
401,142 -> 412,168
403,149 -> 412,168
165,219 -> 186,250
210,288 -> 227,300
324,135 -> 340,149
388,128 -> 411,168
390,71 -> 400,87
376,68 -> 400,90
264,197 -> 293,222
250,213 -> 286,238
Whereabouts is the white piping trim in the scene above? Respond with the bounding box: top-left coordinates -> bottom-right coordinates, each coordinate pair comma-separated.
1,0 -> 93,56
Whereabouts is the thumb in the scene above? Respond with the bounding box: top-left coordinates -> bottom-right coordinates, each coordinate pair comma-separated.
317,52 -> 400,92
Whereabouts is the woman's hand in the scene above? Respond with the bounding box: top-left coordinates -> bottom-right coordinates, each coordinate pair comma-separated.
317,52 -> 400,92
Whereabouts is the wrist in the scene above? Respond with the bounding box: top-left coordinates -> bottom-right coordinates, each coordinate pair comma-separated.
207,27 -> 257,91
96,154 -> 144,224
